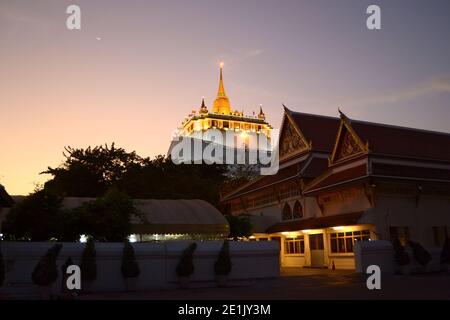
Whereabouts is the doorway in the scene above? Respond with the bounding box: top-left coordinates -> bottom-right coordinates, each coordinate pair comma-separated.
309,234 -> 325,267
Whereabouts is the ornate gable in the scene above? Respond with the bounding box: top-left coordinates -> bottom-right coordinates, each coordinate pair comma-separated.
279,112 -> 310,160
330,111 -> 368,164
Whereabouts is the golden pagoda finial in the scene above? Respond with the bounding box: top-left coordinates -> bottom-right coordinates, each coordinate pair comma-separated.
213,62 -> 231,114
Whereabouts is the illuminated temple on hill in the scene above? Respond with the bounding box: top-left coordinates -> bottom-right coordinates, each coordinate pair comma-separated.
178,63 -> 272,144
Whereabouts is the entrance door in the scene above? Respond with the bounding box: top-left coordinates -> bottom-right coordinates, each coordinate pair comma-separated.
309,234 -> 325,268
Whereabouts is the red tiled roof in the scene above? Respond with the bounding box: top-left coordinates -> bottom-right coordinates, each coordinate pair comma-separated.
351,120 -> 450,162
305,163 -> 368,193
266,211 -> 363,233
300,157 -> 329,178
222,165 -> 299,200
289,110 -> 340,152
372,163 -> 450,181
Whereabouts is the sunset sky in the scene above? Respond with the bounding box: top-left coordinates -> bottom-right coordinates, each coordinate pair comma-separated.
1,0 -> 450,195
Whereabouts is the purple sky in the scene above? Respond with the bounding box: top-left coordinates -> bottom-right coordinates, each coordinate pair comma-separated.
1,0 -> 450,194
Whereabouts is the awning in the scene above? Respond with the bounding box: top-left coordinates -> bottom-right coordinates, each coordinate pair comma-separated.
266,211 -> 363,233
62,197 -> 229,235
131,199 -> 229,235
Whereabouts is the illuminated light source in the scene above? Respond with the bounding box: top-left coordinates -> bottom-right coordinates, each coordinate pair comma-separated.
302,229 -> 311,234
281,232 -> 289,236
80,234 -> 88,243
333,226 -> 344,231
249,235 -> 255,239
129,234 -> 137,243
220,61 -> 224,68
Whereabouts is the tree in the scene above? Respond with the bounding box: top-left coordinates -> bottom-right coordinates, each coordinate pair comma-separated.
32,244 -> 63,287
41,144 -> 228,208
214,240 -> 232,276
42,143 -> 144,197
76,188 -> 139,242
80,238 -> 96,282
176,243 -> 197,278
392,238 -> 410,266
0,240 -> 5,287
441,237 -> 450,264
409,241 -> 432,266
225,215 -> 253,240
121,240 -> 140,279
2,190 -> 64,241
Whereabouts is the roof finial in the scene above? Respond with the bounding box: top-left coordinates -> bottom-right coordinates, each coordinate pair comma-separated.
213,62 -> 231,114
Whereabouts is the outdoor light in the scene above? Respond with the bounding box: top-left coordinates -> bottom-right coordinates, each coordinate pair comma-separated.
333,226 -> 344,231
301,229 -> 311,234
79,234 -> 87,243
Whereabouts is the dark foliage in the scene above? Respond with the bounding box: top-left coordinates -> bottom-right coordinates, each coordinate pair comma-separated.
441,237 -> 450,264
0,240 -> 4,287
176,243 -> 197,277
41,144 -> 228,208
32,244 -> 63,286
225,215 -> 253,240
80,238 -> 96,281
1,190 -> 70,241
121,240 -> 140,279
392,238 -> 410,266
409,241 -> 432,266
214,240 -> 232,276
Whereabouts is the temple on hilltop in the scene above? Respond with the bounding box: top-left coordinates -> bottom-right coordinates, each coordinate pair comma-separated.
178,63 -> 272,144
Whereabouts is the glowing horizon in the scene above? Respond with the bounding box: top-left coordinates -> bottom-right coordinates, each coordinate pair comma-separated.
1,0 -> 450,195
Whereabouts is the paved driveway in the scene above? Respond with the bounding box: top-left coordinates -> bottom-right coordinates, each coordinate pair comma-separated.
79,267 -> 450,300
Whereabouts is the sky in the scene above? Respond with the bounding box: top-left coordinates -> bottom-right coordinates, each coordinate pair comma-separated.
1,0 -> 450,195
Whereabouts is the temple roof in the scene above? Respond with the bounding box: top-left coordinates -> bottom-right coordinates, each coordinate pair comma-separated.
349,119 -> 450,162
285,107 -> 341,153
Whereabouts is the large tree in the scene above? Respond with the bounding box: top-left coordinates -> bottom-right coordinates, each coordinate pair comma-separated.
41,144 -> 228,207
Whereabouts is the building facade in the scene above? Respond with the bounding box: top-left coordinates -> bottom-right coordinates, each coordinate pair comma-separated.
221,107 -> 450,269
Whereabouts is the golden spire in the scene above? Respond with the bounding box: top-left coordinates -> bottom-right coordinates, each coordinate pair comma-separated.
213,62 -> 231,114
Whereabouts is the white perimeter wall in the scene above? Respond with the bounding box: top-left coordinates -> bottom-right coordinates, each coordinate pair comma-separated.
0,240 -> 279,299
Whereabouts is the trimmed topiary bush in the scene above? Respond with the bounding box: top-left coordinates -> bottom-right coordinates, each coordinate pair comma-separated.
392,238 -> 410,266
441,237 -> 450,264
214,240 -> 232,276
32,244 -> 63,286
121,240 -> 140,279
80,238 -> 96,282
409,241 -> 432,266
176,243 -> 197,278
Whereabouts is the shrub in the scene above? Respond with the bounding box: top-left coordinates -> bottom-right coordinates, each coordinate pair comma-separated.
0,240 -> 5,287
80,238 -> 96,282
176,243 -> 197,277
32,244 -> 63,286
392,238 -> 410,266
214,241 -> 232,276
441,237 -> 450,264
409,241 -> 432,266
121,240 -> 140,278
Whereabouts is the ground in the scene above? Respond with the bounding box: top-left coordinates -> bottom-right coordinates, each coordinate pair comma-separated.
79,267 -> 450,300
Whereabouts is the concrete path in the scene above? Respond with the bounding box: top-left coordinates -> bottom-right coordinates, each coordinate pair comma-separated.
79,267 -> 450,300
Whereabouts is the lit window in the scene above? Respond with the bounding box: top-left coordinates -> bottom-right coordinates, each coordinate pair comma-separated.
284,237 -> 305,254
389,226 -> 409,246
432,226 -> 449,247
330,230 -> 371,253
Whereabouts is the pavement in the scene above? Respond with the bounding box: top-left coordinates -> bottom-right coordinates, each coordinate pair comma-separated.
78,267 -> 450,300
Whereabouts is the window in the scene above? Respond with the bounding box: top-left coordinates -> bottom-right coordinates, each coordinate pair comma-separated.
281,203 -> 292,220
284,237 -> 305,254
432,226 -> 448,247
389,226 -> 410,246
330,230 -> 371,253
292,200 -> 303,219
